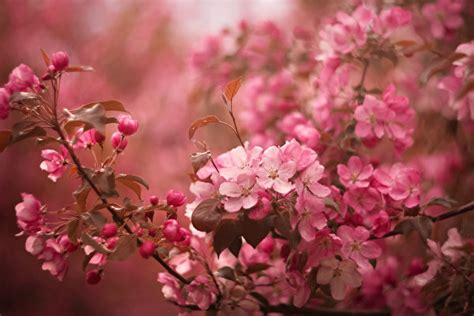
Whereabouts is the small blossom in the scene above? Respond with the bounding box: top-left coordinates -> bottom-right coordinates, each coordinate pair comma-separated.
257,146 -> 296,194
25,235 -> 45,256
39,146 -> 68,182
7,64 -> 36,92
337,156 -> 373,188
163,219 -> 183,242
0,87 -> 11,120
186,275 -> 217,310
337,225 -> 381,269
316,257 -> 362,300
58,235 -> 78,253
111,132 -> 127,151
166,190 -> 186,207
15,193 -> 43,232
118,115 -> 139,136
219,174 -> 259,213
51,51 -> 69,71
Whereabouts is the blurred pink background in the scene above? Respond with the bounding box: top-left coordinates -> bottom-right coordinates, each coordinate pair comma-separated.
0,0 -> 298,314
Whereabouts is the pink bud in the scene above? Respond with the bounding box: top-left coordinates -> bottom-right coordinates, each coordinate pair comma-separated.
106,237 -> 118,250
166,190 -> 186,207
47,65 -> 56,73
117,115 -> 139,136
52,51 -> 69,71
139,240 -> 156,259
163,219 -> 182,242
86,270 -> 101,285
149,195 -> 159,205
101,223 -> 118,238
92,129 -> 105,143
111,132 -> 127,151
148,228 -> 157,237
407,257 -> 427,277
25,235 -> 45,256
176,228 -> 191,247
58,235 -> 78,253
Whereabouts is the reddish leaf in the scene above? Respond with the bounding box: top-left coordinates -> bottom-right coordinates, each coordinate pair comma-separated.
73,185 -> 91,213
65,66 -> 94,72
93,167 -> 118,198
241,216 -> 270,248
217,266 -> 236,282
394,216 -> 433,240
222,77 -> 242,107
191,198 -> 223,232
82,100 -> 127,113
421,52 -> 465,83
108,235 -> 137,261
0,130 -> 12,153
188,115 -> 220,140
67,218 -> 82,243
246,263 -> 271,274
40,48 -> 50,66
190,151 -> 211,173
64,103 -> 109,135
213,219 -> 242,256
116,174 -> 149,199
81,233 -> 111,255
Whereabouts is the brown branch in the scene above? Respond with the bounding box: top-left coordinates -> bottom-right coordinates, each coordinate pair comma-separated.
50,77 -> 189,285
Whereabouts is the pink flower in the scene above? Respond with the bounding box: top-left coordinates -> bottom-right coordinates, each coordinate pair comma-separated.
0,88 -> 11,120
219,174 -> 259,213
354,95 -> 392,140
280,139 -> 317,171
163,219 -> 183,242
111,131 -> 128,151
377,7 -> 412,34
166,190 -> 186,207
337,225 -> 381,269
248,191 -> 272,220
453,42 -> 474,78
15,193 -> 43,232
40,146 -> 68,182
186,275 -> 217,310
422,0 -> 464,39
139,240 -> 156,259
387,164 -> 421,208
287,271 -> 310,308
257,146 -> 296,194
337,156 -> 373,188
25,235 -> 45,256
7,64 -> 36,92
297,161 -> 330,198
441,228 -> 464,262
304,229 -> 342,267
343,187 -> 380,214
316,257 -> 362,300
72,128 -> 103,149
118,115 -> 139,136
369,211 -> 391,238
52,51 -> 69,71
38,239 -> 68,281
158,272 -> 185,305
58,235 -> 78,253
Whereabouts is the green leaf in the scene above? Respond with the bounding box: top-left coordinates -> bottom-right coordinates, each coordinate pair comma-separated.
64,103 -> 111,135
241,216 -> 270,248
394,216 -> 433,240
191,198 -> 223,232
88,211 -> 107,228
116,174 -> 149,199
213,219 -> 242,256
108,235 -> 137,261
93,167 -> 118,198
67,218 -> 82,243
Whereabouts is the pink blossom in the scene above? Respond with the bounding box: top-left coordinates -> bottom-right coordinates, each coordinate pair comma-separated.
163,219 -> 184,242
337,225 -> 381,269
453,42 -> 474,78
38,239 -> 68,281
286,271 -> 310,308
248,192 -> 272,220
186,275 -> 217,310
354,95 -> 391,140
218,145 -> 262,180
158,272 -> 185,305
72,128 -> 103,149
15,193 -> 43,232
39,146 -> 68,182
111,131 -> 128,151
85,269 -> 102,285
422,0 -> 464,39
25,235 -> 45,256
7,64 -> 36,92
257,146 -> 296,194
337,156 -> 373,188
51,51 -> 69,71
219,174 -> 259,213
316,257 -> 362,300
304,229 -> 342,267
343,187 -> 380,214
441,228 -> 464,262
387,164 -> 421,208
118,115 -> 139,136
368,211 -> 391,238
58,235 -> 78,253
280,139 -> 317,171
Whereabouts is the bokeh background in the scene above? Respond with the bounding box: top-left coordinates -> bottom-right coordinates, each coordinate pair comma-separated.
0,0 -> 305,315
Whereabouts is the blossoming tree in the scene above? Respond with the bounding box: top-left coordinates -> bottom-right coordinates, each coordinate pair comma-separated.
2,1 -> 474,315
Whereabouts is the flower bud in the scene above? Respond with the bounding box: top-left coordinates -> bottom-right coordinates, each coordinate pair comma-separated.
8,64 -> 35,92
92,129 -> 105,143
407,257 -> 427,277
52,51 -> 69,71
111,132 -> 127,151
106,237 -> 118,250
85,269 -> 101,285
117,115 -> 139,136
58,235 -> 78,253
25,235 -> 45,256
139,240 -> 156,259
163,219 -> 182,242
166,190 -> 186,207
101,223 -> 118,238
149,195 -> 159,206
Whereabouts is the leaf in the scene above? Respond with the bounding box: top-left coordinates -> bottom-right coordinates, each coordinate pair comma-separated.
108,235 -> 137,261
324,197 -> 340,213
213,219 -> 242,256
395,40 -> 418,48
10,122 -> 46,145
190,151 -> 211,173
37,136 -> 61,146
0,130 -> 11,153
10,92 -> 38,104
222,77 -> 242,107
246,263 -> 271,274
64,103 -> 110,135
274,212 -> 292,238
421,52 -> 465,83
394,216 -> 433,240
73,185 -> 91,212
88,211 -> 107,228
188,115 -> 220,140
191,198 -> 223,232
82,100 -> 127,113
425,197 -> 457,209
228,236 -> 242,258
217,266 -> 236,282
65,65 -> 94,73
116,174 -> 149,199
67,218 -> 82,242
81,233 -> 111,255
456,79 -> 474,100
241,216 -> 270,248
40,48 -> 50,66
93,167 -> 118,198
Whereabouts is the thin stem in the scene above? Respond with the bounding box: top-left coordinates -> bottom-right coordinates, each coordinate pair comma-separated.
50,77 -> 189,285
229,110 -> 245,148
